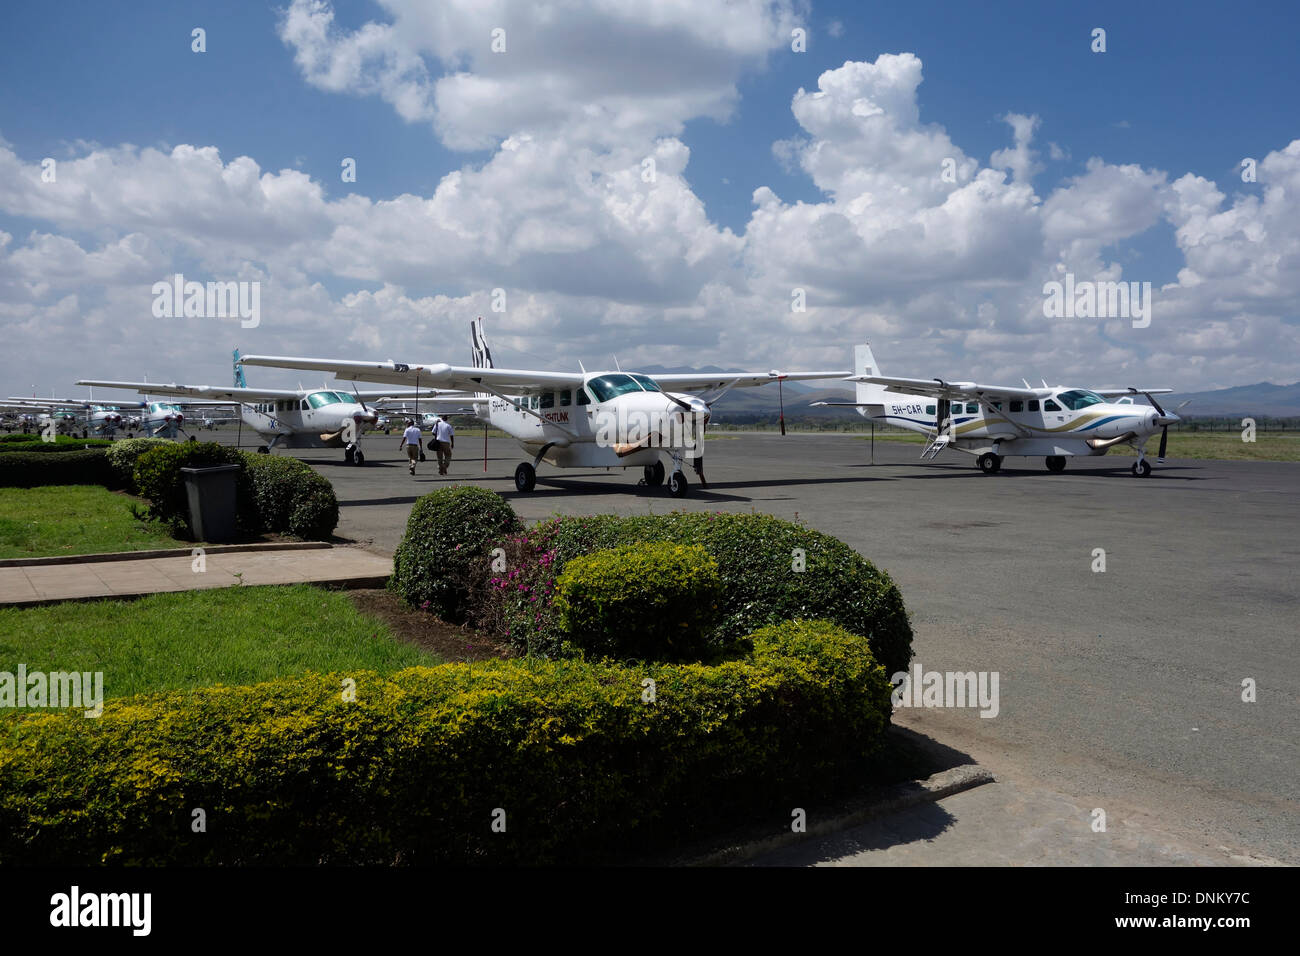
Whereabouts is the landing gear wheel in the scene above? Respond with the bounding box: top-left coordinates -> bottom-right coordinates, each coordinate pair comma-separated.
978,453 -> 1002,475
668,470 -> 689,497
344,442 -> 356,464
643,461 -> 665,486
354,450 -> 365,466
515,462 -> 536,492
1045,456 -> 1066,473
256,445 -> 270,454
1132,459 -> 1151,477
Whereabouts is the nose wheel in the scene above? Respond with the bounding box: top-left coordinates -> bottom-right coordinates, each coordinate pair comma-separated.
1132,459 -> 1151,477
514,462 -> 536,492
977,453 -> 1003,475
668,469 -> 689,497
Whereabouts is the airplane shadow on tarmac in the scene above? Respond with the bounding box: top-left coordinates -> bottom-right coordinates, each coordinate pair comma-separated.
506,473 -> 893,503
847,462 -> 1207,481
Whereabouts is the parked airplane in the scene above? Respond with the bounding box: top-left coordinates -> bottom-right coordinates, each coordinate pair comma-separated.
4,396 -> 140,437
815,344 -> 1183,476
239,318 -> 850,495
79,351 -> 470,464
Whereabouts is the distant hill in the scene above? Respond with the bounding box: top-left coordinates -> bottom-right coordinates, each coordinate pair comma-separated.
1161,382 -> 1300,418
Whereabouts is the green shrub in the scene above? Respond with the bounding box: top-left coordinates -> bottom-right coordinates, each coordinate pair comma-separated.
0,450 -> 114,488
470,511 -> 913,676
133,442 -> 244,533
237,453 -> 338,539
551,542 -> 723,661
0,437 -> 114,454
390,486 -> 523,620
0,620 -> 892,865
105,438 -> 172,491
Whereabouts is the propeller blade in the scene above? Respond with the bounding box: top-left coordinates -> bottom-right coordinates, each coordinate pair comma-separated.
778,378 -> 786,436
1157,425 -> 1168,463
1143,391 -> 1167,419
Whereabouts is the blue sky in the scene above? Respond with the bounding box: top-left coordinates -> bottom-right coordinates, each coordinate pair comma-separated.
0,0 -> 1297,392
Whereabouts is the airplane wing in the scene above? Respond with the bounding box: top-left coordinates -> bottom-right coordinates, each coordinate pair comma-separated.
1093,387 -> 1174,398
851,375 -> 1045,401
238,355 -> 584,393
650,370 -> 851,392
77,380 -> 306,403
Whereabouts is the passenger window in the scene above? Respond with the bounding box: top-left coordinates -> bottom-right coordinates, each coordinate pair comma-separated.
301,400 -> 309,411
560,390 -> 572,407
992,402 -> 1002,411
1044,399 -> 1061,412
1028,400 -> 1040,412
540,392 -> 555,409
925,405 -> 935,415
966,403 -> 978,414
577,387 -> 591,406
1010,400 -> 1023,412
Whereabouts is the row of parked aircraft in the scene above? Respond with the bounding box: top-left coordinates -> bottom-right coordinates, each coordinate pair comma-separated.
50,319 -> 1180,495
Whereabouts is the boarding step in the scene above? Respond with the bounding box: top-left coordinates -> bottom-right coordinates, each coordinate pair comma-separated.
921,435 -> 950,459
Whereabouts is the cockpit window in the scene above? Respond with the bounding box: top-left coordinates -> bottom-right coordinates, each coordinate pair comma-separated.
307,391 -> 344,409
629,373 -> 662,393
1057,389 -> 1104,411
586,374 -> 645,403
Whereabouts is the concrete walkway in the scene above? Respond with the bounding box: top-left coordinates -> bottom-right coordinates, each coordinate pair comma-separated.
0,544 -> 392,606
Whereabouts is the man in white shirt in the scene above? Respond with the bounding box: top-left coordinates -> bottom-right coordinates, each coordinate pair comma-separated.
398,419 -> 422,475
433,416 -> 455,475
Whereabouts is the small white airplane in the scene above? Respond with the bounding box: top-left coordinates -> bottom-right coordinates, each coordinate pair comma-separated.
79,351 -> 470,464
4,395 -> 145,438
239,317 -> 850,495
815,344 -> 1184,476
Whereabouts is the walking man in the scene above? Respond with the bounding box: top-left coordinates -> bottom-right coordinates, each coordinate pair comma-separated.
434,415 -> 455,475
399,418 -> 421,475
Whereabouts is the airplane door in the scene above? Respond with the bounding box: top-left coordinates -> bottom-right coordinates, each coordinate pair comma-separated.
936,397 -> 950,435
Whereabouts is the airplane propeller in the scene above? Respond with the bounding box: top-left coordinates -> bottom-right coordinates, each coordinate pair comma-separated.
1141,391 -> 1183,463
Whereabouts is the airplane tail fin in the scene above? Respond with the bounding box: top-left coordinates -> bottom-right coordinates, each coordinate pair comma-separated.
234,349 -> 248,389
854,343 -> 891,413
470,317 -> 494,369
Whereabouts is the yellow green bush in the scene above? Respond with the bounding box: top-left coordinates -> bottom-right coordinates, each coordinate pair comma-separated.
0,620 -> 892,865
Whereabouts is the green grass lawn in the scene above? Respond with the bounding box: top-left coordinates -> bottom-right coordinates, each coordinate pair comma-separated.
0,485 -> 182,560
0,584 -> 436,707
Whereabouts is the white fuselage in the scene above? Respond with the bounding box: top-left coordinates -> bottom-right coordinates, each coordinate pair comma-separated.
868,390 -> 1163,457
240,390 -> 376,447
476,372 -> 709,469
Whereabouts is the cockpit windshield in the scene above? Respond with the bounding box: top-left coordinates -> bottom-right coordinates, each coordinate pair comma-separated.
1056,389 -> 1105,411
628,373 -> 662,393
150,402 -> 181,413
307,391 -> 346,408
586,374 -> 645,403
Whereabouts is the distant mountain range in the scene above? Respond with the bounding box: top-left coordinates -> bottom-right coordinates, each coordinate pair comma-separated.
636,366 -> 1300,420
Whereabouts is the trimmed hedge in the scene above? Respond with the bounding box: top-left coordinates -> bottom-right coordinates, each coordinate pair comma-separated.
390,486 -> 523,620
0,620 -> 892,865
105,438 -> 172,491
131,444 -> 340,540
552,542 -> 723,661
239,453 -> 339,540
0,450 -> 114,489
0,437 -> 114,454
467,511 -> 913,676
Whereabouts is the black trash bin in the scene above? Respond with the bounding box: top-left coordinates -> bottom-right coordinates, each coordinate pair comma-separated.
180,464 -> 241,543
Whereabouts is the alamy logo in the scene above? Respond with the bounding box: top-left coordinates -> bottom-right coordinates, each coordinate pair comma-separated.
592,407 -> 706,458
1043,272 -> 1151,328
891,663 -> 1000,718
50,886 -> 151,936
0,665 -> 103,717
152,272 -> 261,328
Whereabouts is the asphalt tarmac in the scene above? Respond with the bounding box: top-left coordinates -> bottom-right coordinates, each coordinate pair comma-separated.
199,427 -> 1300,864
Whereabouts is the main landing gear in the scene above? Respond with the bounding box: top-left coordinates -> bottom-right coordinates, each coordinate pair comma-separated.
515,462 -> 536,492
639,461 -> 665,487
1045,456 -> 1067,473
977,453 -> 1003,475
343,442 -> 365,465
